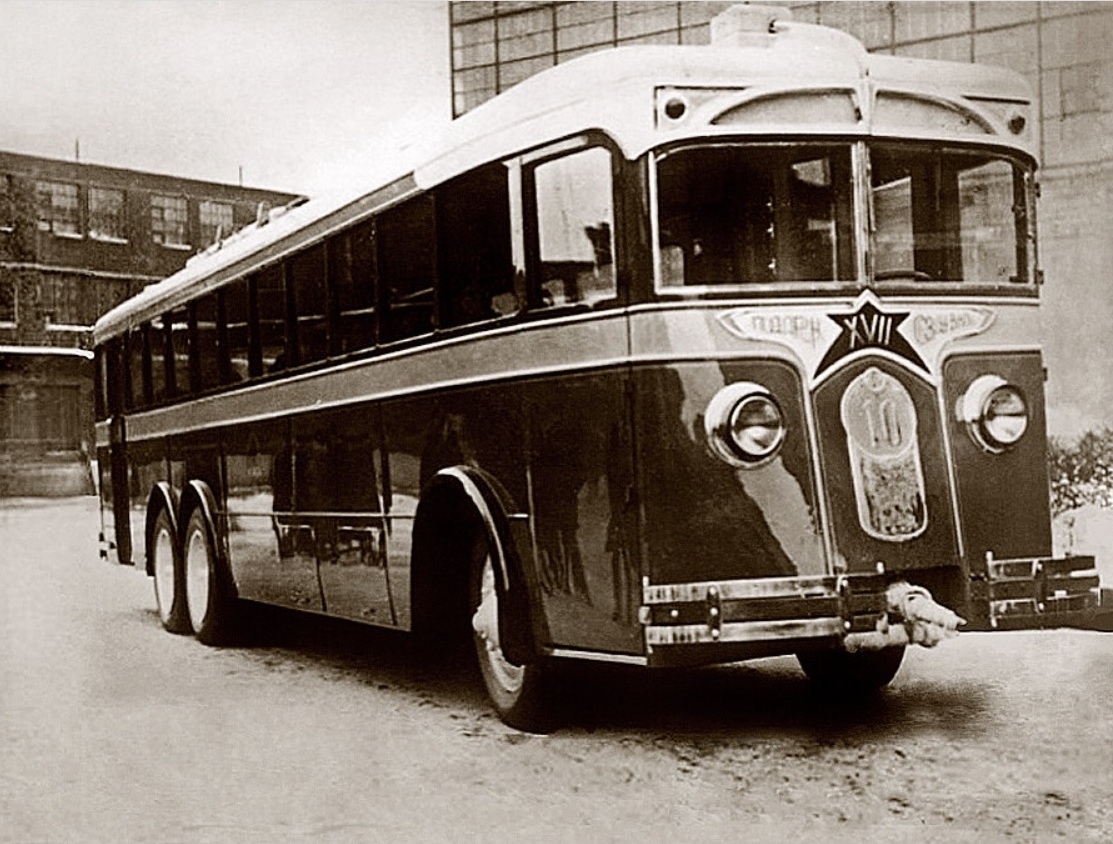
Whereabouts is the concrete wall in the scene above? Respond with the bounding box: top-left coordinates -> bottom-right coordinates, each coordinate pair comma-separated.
450,1 -> 1113,439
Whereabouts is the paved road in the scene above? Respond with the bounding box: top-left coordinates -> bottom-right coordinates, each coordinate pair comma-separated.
2,498 -> 1111,843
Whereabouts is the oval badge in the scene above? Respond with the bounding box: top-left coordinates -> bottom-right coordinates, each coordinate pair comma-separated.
840,367 -> 927,541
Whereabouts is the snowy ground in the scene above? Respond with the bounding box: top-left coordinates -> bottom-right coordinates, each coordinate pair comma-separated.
1,498 -> 1111,843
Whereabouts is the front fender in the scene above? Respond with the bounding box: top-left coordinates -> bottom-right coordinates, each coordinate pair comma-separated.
431,466 -> 537,666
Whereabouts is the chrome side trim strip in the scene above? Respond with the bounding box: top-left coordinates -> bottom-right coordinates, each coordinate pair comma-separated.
543,647 -> 647,666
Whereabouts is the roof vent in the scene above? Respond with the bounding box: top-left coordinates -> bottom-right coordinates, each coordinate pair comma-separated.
711,5 -> 792,46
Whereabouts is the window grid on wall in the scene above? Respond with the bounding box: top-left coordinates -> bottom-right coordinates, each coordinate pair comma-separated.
35,181 -> 81,237
0,175 -> 13,231
199,200 -> 234,247
151,194 -> 189,248
88,187 -> 127,242
0,275 -> 16,325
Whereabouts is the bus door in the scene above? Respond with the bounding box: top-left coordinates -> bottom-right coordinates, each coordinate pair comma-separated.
99,338 -> 132,565
108,414 -> 133,564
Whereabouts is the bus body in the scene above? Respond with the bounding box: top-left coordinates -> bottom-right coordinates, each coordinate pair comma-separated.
93,6 -> 1100,729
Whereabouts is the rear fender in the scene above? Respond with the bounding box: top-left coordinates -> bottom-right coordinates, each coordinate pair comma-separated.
143,482 -> 179,577
179,480 -> 235,597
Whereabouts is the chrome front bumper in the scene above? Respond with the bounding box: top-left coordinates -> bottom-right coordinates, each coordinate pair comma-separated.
640,573 -> 888,650
974,553 -> 1100,630
640,555 -> 1101,659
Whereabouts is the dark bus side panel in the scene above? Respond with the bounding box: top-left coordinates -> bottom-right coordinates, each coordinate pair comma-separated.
115,369 -> 644,655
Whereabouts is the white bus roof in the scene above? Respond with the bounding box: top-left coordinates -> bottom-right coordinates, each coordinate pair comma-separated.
94,13 -> 1034,344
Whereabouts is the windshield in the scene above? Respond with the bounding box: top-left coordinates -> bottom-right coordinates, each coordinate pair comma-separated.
870,144 -> 1033,285
655,143 -> 857,288
653,142 -> 1036,293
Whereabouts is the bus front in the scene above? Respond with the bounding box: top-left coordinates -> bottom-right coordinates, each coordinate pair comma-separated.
631,19 -> 1101,678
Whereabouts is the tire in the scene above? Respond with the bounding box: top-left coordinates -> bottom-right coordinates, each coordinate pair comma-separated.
797,645 -> 905,693
182,505 -> 237,646
471,539 -> 552,732
150,507 -> 190,634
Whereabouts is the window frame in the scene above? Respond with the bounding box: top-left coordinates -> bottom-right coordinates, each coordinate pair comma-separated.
199,199 -> 235,247
150,193 -> 191,250
88,186 -> 128,243
518,135 -> 622,315
36,180 -> 82,238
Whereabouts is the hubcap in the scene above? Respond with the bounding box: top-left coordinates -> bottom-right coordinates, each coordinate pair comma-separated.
185,525 -> 210,632
473,555 -> 525,694
153,526 -> 175,623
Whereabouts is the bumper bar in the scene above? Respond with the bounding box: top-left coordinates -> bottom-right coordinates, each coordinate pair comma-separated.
641,554 -> 1101,655
975,553 -> 1100,630
641,573 -> 888,650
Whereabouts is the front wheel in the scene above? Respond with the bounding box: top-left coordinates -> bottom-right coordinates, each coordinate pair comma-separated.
182,506 -> 237,646
471,544 -> 552,732
150,507 -> 190,634
797,645 -> 905,694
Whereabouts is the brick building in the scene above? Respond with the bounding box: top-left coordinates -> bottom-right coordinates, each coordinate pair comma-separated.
0,150 -> 297,494
449,1 -> 1113,438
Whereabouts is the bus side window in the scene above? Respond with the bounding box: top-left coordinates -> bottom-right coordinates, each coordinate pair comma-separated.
168,307 -> 190,397
436,163 -> 517,328
194,291 -> 221,392
378,195 -> 436,344
125,325 -> 147,410
291,243 -> 329,365
330,221 -> 377,355
105,337 -> 125,416
149,314 -> 169,404
529,146 -> 616,309
256,266 -> 287,373
223,276 -> 255,382
94,346 -> 108,421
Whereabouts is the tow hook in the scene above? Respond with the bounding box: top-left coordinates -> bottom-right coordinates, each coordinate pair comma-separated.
845,581 -> 965,652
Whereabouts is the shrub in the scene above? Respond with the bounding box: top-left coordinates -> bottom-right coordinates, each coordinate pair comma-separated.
1048,427 -> 1113,515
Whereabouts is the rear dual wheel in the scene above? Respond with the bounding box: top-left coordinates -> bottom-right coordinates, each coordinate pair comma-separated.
151,508 -> 190,634
182,506 -> 237,646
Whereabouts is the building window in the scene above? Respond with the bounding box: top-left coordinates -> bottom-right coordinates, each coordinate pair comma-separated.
199,200 -> 234,246
0,275 -> 16,325
38,274 -> 96,327
151,194 -> 189,248
36,181 -> 81,237
0,384 -> 83,451
88,187 -> 127,242
0,176 -> 13,232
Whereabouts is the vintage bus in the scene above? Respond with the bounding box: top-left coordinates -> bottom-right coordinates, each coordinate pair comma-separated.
93,6 -> 1101,730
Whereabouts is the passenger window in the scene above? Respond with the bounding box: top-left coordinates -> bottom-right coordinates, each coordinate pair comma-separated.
223,277 -> 254,381
329,221 -> 377,354
168,307 -> 190,396
149,314 -> 168,404
256,267 -> 287,373
194,292 -> 221,391
94,347 -> 108,420
291,244 -> 328,364
531,146 -> 616,309
378,196 -> 436,343
437,164 -> 516,328
126,326 -> 147,410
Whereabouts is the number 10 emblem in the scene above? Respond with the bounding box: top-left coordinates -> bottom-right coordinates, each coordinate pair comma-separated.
840,367 -> 928,541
